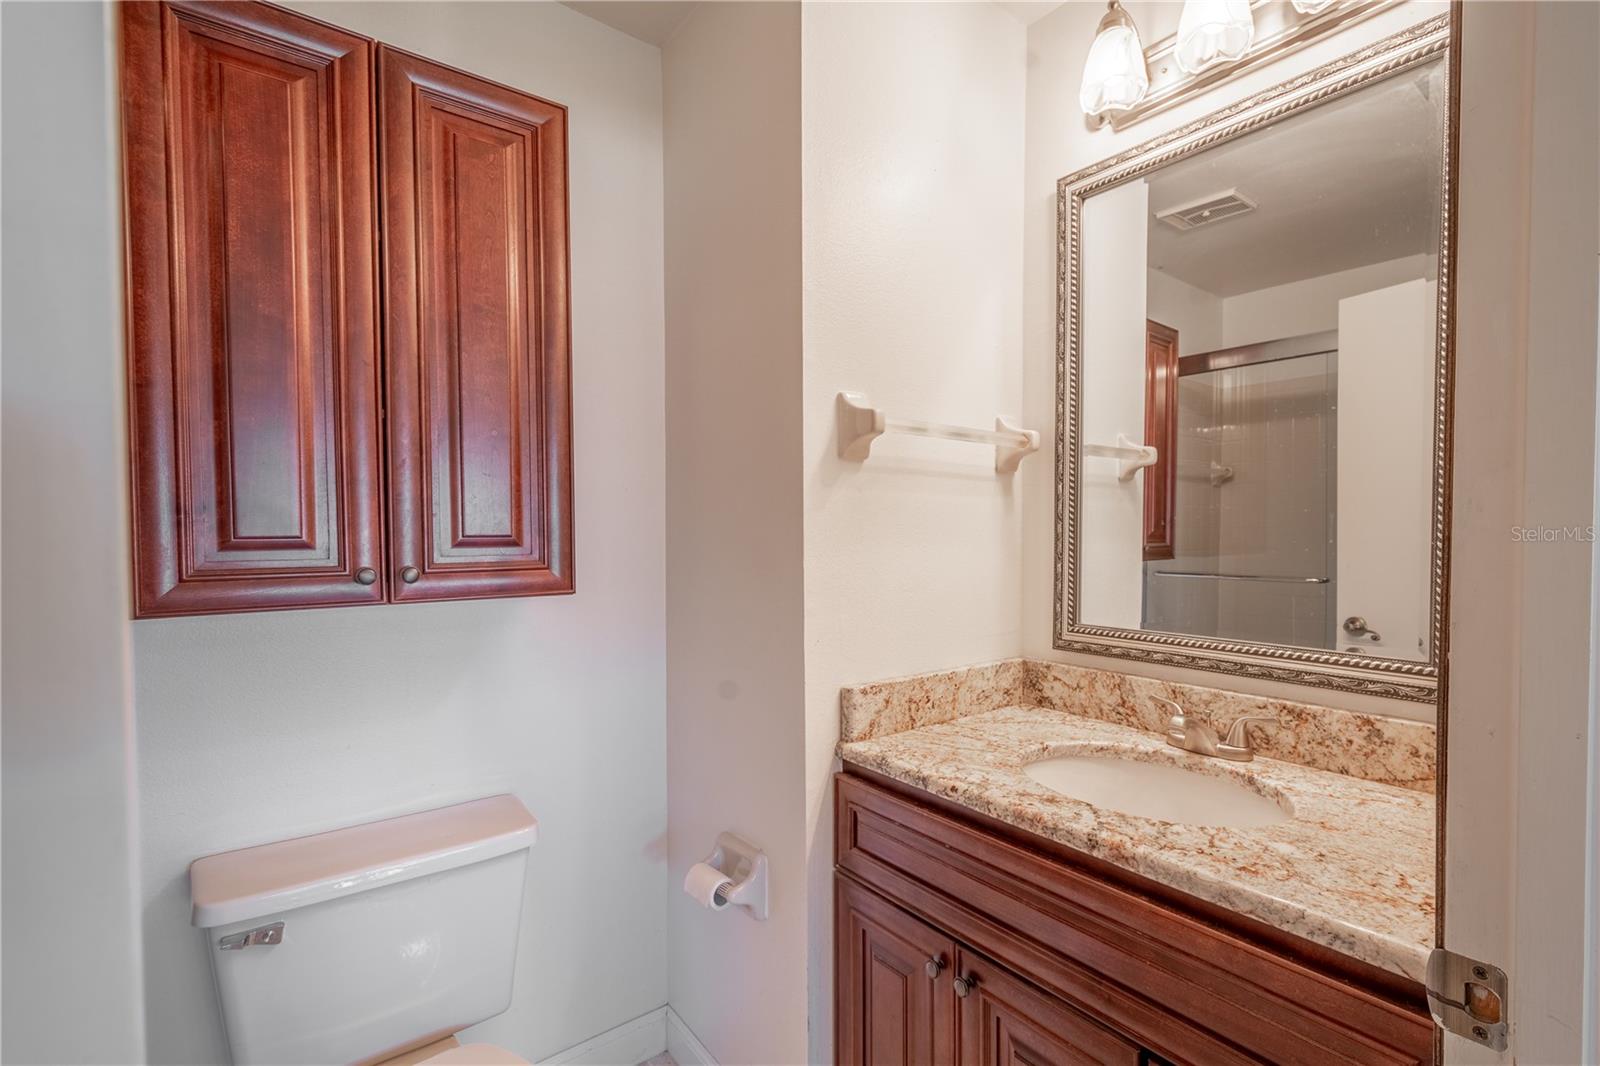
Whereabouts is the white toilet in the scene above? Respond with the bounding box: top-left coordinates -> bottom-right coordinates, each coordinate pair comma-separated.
189,795 -> 538,1066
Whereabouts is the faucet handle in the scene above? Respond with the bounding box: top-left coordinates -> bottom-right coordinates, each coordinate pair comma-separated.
1152,695 -> 1185,725
1222,715 -> 1280,750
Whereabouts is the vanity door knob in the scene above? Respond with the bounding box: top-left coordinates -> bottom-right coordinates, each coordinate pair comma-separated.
953,975 -> 976,999
354,567 -> 377,586
400,566 -> 421,584
925,955 -> 946,980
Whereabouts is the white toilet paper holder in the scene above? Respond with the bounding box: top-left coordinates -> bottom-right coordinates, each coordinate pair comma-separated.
691,832 -> 769,922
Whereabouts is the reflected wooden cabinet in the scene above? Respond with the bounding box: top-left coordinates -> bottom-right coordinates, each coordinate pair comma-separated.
1142,320 -> 1178,563
120,2 -> 572,617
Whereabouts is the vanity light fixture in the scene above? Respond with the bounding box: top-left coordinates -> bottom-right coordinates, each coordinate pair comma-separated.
1173,0 -> 1256,75
1081,0 -> 1397,130
1079,0 -> 1150,119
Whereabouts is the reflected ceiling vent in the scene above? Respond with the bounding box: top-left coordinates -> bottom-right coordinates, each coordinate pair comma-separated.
1156,189 -> 1258,231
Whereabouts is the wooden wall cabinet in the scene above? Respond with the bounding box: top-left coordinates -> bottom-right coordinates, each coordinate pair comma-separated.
377,48 -> 573,603
836,770 -> 1434,1066
119,2 -> 573,618
121,2 -> 385,616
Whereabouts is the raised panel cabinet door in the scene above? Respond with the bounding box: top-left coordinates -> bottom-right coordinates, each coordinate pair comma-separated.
837,878 -> 958,1066
955,949 -> 1141,1066
1143,320 -> 1178,562
120,2 -> 385,617
378,46 -> 574,602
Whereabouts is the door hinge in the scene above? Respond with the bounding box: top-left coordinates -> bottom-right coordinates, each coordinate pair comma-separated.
1425,947 -> 1508,1052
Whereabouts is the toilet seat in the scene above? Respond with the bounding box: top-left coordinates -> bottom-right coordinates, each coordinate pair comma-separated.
420,1044 -> 530,1066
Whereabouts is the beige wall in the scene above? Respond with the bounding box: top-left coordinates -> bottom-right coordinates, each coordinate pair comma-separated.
662,5 -> 809,1065
800,4 -> 1027,1060
0,4 -> 146,1062
1451,2 -> 1600,1061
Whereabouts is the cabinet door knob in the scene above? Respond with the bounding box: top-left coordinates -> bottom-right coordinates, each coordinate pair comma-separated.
924,955 -> 946,980
400,566 -> 421,584
953,975 -> 975,999
354,567 -> 377,586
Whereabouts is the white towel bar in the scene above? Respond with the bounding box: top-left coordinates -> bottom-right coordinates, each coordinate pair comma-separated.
836,392 -> 1039,474
1084,434 -> 1158,481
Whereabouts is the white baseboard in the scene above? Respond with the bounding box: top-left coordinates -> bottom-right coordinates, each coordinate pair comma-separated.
533,1003 -> 717,1066
664,1008 -> 716,1066
538,1006 -> 668,1065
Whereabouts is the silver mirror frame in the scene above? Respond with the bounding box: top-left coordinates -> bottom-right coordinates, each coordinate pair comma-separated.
1054,13 -> 1459,703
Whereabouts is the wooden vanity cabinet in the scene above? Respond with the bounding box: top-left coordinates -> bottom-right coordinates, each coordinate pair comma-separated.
835,769 -> 1434,1066
837,876 -> 958,1066
839,877 -> 1142,1066
120,3 -> 573,617
955,947 -> 1145,1066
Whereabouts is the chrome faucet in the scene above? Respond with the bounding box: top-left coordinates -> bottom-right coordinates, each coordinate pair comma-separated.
1157,697 -> 1278,762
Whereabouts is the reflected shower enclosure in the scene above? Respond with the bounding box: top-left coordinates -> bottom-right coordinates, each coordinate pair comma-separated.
1143,340 -> 1336,650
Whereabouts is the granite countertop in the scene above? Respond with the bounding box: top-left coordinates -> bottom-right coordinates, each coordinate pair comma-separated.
838,704 -> 1435,981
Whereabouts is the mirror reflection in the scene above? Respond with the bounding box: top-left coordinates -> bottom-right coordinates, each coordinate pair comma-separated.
1075,58 -> 1445,662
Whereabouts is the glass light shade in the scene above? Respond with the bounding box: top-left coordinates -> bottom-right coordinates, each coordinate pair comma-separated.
1290,0 -> 1337,12
1173,0 -> 1255,76
1079,3 -> 1149,118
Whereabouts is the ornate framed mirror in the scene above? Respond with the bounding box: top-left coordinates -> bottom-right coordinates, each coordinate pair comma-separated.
1054,14 -> 1458,702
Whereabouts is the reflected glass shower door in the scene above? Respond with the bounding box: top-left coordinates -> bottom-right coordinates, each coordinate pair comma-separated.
1142,351 -> 1337,649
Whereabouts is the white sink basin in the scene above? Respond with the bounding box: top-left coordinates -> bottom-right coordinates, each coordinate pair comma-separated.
1022,753 -> 1293,828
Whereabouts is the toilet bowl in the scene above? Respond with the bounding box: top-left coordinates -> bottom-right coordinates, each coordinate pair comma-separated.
189,796 -> 538,1066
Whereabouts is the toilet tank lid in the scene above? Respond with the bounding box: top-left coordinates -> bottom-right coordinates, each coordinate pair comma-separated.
189,794 -> 537,928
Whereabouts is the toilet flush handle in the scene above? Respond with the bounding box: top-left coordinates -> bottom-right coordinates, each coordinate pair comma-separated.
219,921 -> 284,950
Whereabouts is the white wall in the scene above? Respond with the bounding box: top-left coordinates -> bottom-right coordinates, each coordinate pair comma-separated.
1152,255 -> 1436,354
1021,0 -> 1450,722
1147,268 -> 1224,356
1503,2 -> 1598,1059
800,4 -> 1026,1061
1079,182 -> 1152,629
661,6 -> 809,1066
0,4 -> 147,1062
125,4 -> 669,1062
1221,253 -> 1435,348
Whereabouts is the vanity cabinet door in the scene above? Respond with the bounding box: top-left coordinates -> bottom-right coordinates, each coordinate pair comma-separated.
955,949 -> 1141,1066
120,2 -> 385,617
837,878 -> 958,1066
378,46 -> 574,602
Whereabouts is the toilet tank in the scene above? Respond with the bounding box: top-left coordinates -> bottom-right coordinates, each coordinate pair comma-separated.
190,795 -> 537,1066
